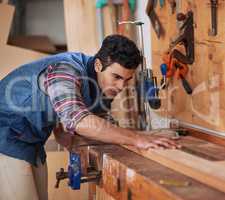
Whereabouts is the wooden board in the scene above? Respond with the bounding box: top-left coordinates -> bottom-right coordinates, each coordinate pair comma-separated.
0,44 -> 47,80
123,135 -> 225,193
0,4 -> 14,44
150,0 -> 225,132
63,0 -> 99,54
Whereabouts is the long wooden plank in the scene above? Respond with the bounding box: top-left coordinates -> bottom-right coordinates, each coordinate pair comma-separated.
0,44 -> 47,80
0,4 -> 15,44
123,135 -> 225,193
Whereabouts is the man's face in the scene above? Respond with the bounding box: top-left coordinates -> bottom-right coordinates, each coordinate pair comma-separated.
94,59 -> 135,99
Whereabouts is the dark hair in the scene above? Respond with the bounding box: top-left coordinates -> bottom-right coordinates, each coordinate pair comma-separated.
94,34 -> 142,71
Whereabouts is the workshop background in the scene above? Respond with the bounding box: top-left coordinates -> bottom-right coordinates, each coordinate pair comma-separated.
0,0 -> 225,199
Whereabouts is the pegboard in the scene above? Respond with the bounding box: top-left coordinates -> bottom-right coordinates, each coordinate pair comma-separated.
150,0 -> 225,132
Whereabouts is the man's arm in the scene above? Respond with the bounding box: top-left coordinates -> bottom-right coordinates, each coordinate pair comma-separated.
76,114 -> 181,150
43,63 -> 180,150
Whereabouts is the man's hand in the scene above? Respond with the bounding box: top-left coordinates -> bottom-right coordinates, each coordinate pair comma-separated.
76,115 -> 182,150
135,134 -> 182,150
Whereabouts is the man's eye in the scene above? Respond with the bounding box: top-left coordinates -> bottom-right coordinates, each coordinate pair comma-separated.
113,74 -> 121,79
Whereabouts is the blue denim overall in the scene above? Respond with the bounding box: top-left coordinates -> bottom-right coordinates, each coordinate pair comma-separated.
0,52 -> 103,166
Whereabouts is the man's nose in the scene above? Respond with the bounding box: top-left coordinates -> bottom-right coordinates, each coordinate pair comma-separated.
117,80 -> 125,91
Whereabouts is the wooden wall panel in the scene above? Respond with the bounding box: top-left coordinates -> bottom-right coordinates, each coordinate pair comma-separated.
151,0 -> 225,132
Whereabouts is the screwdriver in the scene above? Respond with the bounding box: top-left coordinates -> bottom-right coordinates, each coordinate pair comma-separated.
160,63 -> 167,89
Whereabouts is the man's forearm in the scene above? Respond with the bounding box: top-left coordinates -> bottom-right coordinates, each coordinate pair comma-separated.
75,115 -> 139,146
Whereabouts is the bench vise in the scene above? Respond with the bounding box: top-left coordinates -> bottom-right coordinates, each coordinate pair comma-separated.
55,152 -> 101,190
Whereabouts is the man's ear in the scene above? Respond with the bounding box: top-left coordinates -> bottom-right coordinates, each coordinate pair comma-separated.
94,58 -> 103,72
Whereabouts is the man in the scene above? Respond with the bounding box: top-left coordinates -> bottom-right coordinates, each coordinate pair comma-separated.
0,35 -> 180,200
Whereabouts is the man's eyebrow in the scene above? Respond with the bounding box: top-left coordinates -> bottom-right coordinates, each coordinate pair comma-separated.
126,76 -> 133,81
112,73 -> 123,79
112,73 -> 133,81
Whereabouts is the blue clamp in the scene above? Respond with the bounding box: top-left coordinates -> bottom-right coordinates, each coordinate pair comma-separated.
68,152 -> 82,190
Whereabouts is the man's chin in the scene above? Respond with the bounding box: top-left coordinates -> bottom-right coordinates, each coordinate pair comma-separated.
104,92 -> 117,99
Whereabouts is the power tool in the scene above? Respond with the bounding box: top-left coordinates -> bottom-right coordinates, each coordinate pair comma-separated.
118,21 -> 161,130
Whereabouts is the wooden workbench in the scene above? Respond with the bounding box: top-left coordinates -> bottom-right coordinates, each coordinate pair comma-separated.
54,129 -> 225,200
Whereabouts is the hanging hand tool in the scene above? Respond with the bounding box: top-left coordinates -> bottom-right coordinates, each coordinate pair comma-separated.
209,0 -> 218,36
161,52 -> 193,95
96,0 -> 105,45
170,11 -> 195,65
168,0 -> 176,14
96,0 -> 136,13
175,0 -> 181,28
146,0 -> 165,39
159,0 -> 165,8
160,63 -> 167,89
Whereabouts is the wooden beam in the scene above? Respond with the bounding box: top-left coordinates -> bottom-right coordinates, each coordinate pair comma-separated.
0,4 -> 15,44
63,0 -> 99,54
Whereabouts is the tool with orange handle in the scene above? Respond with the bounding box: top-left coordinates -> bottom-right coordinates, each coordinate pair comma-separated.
161,52 -> 192,95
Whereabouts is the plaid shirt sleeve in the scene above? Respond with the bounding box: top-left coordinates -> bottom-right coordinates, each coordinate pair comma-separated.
44,63 -> 91,133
